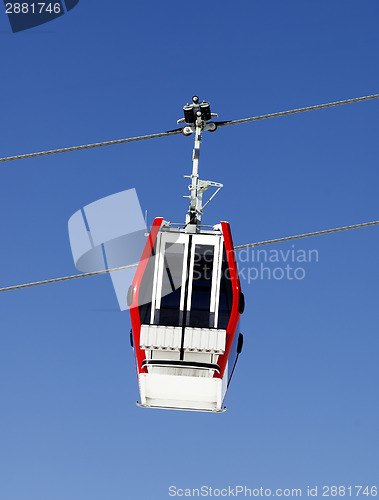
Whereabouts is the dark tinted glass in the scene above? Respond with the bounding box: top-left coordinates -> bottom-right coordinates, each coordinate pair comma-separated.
217,248 -> 233,329
158,243 -> 185,326
138,244 -> 156,324
189,245 -> 214,328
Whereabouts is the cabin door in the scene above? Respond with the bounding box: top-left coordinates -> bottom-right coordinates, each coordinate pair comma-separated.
185,234 -> 223,329
151,232 -> 223,329
151,232 -> 189,326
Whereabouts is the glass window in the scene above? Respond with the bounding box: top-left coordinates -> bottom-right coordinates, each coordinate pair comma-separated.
138,244 -> 156,325
189,244 -> 214,328
157,242 -> 185,326
217,248 -> 233,329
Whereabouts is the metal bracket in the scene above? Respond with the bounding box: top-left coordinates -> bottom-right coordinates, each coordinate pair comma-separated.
182,122 -> 217,136
198,180 -> 223,193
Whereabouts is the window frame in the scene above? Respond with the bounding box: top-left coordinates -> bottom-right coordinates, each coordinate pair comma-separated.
186,234 -> 223,329
151,232 -> 189,325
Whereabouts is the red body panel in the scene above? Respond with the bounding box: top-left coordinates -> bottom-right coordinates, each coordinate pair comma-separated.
130,217 -> 163,373
214,221 -> 241,379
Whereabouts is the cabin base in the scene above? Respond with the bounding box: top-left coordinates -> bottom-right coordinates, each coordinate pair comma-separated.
138,372 -> 227,412
136,402 -> 226,413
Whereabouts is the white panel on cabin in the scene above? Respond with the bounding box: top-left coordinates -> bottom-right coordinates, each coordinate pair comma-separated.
184,352 -> 213,364
150,350 -> 180,361
139,324 -> 181,351
140,325 -> 226,353
183,327 -> 226,353
139,373 -> 223,411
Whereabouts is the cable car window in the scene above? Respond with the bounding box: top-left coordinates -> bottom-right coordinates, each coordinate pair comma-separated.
138,243 -> 156,325
157,242 -> 185,326
217,248 -> 233,329
189,244 -> 214,328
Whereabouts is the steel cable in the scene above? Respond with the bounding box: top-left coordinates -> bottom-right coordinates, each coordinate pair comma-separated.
0,129 -> 183,163
1,94 -> 378,163
0,264 -> 138,293
1,220 -> 378,293
234,220 -> 379,250
216,93 -> 379,128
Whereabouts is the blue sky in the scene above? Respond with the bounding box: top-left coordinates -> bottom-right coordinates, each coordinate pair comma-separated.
1,1 -> 379,499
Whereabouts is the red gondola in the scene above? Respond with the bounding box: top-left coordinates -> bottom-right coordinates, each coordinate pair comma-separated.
129,217 -> 244,412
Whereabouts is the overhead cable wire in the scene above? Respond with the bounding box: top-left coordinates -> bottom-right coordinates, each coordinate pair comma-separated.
234,220 -> 379,250
216,93 -> 379,128
0,264 -> 138,293
1,220 -> 378,294
1,94 -> 378,164
0,128 -> 183,163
